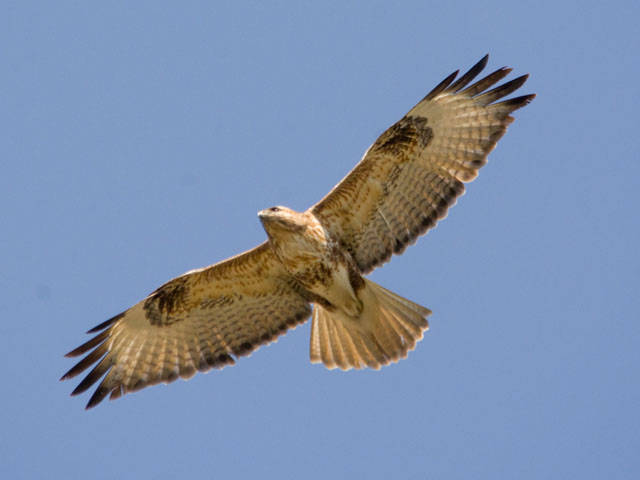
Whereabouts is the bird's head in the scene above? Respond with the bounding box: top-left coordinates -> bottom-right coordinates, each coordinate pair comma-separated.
258,206 -> 306,236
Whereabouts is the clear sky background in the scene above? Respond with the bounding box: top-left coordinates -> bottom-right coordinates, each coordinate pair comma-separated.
2,1 -> 639,479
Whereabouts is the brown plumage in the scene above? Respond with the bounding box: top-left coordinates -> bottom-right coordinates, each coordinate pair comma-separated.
62,55 -> 534,408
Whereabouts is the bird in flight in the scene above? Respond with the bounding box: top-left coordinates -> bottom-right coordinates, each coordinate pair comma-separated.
62,55 -> 534,409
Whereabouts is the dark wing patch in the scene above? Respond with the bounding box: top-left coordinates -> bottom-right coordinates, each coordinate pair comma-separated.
374,116 -> 433,155
145,277 -> 190,325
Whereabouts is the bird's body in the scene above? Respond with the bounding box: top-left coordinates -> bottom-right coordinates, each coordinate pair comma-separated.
62,55 -> 535,408
259,207 -> 363,318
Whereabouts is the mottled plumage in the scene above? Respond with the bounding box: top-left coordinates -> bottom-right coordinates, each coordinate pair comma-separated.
62,55 -> 534,408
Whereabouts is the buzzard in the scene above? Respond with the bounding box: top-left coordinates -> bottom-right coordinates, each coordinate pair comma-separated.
62,55 -> 534,408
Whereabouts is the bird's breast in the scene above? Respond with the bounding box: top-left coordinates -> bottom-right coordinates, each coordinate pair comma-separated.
274,236 -> 362,317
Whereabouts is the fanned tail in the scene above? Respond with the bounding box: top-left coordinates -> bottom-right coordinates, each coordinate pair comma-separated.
310,279 -> 431,370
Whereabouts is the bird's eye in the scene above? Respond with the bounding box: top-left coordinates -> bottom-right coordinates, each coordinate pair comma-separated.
270,207 -> 280,212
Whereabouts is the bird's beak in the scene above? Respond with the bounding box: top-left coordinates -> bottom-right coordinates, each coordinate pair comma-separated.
258,209 -> 272,225
258,209 -> 277,233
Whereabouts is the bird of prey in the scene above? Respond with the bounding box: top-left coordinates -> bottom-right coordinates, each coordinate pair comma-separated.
62,55 -> 534,409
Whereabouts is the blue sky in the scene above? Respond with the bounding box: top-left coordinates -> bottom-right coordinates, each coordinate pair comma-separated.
2,1 -> 639,478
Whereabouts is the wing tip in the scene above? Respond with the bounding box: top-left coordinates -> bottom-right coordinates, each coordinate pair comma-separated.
507,73 -> 529,90
85,387 -> 111,410
86,312 -> 125,334
423,54 -> 523,102
445,54 -> 490,93
64,330 -> 110,358
474,72 -> 533,106
423,69 -> 459,101
499,93 -> 536,110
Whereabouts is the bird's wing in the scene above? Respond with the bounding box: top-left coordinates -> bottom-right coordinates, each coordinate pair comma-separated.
311,55 -> 535,273
61,242 -> 311,409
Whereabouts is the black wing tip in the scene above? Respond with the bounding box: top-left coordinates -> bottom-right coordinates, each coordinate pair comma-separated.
86,311 -> 125,334
423,69 -> 459,101
424,55 -> 534,104
471,54 -> 490,74
64,346 -> 86,359
70,383 -> 88,397
445,55 -> 493,94
507,73 -> 529,90
425,55 -> 508,101
467,54 -> 490,73
64,330 -> 108,358
501,93 -> 536,109
85,396 -> 103,410
473,73 -> 532,106
85,390 -> 109,410
64,312 -> 122,359
460,66 -> 514,97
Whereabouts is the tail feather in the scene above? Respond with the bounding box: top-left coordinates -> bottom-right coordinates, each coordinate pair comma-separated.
333,320 -> 360,368
375,309 -> 405,359
327,319 -> 349,370
310,279 -> 431,370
